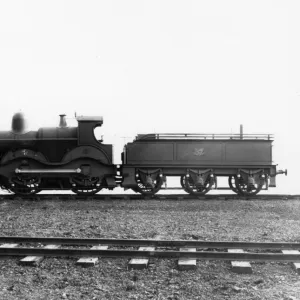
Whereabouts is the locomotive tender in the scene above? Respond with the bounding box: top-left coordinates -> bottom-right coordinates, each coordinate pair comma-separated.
0,113 -> 286,196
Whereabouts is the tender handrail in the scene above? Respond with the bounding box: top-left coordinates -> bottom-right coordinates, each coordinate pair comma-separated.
136,133 -> 274,141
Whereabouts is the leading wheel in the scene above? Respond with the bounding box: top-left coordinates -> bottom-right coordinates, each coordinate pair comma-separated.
10,176 -> 41,195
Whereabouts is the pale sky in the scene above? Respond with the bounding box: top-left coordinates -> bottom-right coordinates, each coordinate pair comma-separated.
0,0 -> 298,193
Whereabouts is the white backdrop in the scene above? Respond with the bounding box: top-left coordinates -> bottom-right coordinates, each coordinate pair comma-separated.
0,1 -> 298,193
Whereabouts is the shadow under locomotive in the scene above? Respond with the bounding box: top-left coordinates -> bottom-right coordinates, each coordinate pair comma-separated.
0,113 -> 287,197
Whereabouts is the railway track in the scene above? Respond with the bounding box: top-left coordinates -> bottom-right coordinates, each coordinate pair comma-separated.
0,193 -> 299,201
1,237 -> 300,269
1,237 -> 300,273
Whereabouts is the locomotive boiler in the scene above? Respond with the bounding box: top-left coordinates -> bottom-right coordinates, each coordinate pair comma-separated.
0,113 -> 117,195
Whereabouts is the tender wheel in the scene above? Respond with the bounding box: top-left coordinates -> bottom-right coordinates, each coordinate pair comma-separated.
183,174 -> 214,196
10,176 -> 41,195
234,175 -> 263,196
71,176 -> 102,196
135,175 -> 163,196
180,175 -> 189,193
228,175 -> 240,194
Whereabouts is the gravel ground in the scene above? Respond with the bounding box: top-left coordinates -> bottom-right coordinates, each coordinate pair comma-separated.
0,198 -> 300,300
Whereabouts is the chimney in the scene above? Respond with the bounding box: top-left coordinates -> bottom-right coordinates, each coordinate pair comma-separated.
59,114 -> 67,128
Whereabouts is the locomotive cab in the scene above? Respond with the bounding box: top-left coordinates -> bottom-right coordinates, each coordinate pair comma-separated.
76,115 -> 103,146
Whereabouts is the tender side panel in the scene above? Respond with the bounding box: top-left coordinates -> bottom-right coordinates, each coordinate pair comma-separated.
126,143 -> 174,162
176,142 -> 223,162
225,142 -> 272,164
125,140 -> 273,166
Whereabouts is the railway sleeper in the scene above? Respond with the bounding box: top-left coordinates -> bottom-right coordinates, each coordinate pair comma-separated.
76,245 -> 109,267
19,244 -> 60,266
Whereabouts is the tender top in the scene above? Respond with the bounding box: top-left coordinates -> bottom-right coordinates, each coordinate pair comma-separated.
135,133 -> 274,141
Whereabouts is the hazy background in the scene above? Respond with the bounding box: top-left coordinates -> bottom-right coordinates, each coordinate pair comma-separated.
0,0 -> 298,193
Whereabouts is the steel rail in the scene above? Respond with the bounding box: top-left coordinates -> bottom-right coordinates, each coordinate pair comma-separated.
0,194 -> 299,200
0,247 -> 299,262
1,237 -> 300,249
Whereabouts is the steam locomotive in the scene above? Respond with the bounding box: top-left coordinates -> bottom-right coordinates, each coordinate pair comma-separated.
0,113 -> 286,196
